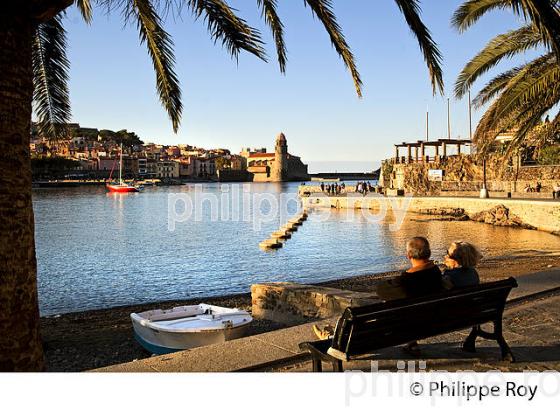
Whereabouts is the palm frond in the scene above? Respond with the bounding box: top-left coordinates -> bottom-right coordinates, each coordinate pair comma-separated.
502,97 -> 557,156
472,66 -> 521,107
529,111 -> 560,146
257,0 -> 287,73
128,0 -> 182,132
188,0 -> 267,61
515,0 -> 560,59
455,25 -> 543,98
491,53 -> 558,120
32,14 -> 71,140
304,0 -> 362,97
453,0 -> 560,58
75,0 -> 93,23
393,0 -> 444,95
473,53 -> 560,153
452,0 -> 518,32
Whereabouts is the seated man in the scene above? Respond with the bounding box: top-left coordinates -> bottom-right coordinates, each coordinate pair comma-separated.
375,236 -> 443,301
313,237 -> 443,348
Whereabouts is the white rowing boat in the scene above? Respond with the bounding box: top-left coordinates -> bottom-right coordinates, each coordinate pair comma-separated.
131,304 -> 252,354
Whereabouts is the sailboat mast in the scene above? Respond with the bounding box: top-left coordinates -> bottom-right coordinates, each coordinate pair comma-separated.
119,143 -> 123,183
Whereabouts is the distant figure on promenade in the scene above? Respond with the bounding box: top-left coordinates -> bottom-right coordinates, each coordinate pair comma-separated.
362,181 -> 368,196
536,181 -> 542,193
524,184 -> 532,193
441,241 -> 481,289
320,182 -> 325,192
326,184 -> 331,195
553,182 -> 560,199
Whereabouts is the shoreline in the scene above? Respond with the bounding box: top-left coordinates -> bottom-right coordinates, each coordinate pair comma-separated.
41,253 -> 560,372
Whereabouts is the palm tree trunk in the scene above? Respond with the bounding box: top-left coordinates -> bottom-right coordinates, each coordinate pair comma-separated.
0,13 -> 44,371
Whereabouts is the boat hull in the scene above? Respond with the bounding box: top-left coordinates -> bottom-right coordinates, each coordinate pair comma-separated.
106,184 -> 139,193
130,304 -> 252,354
132,321 -> 251,354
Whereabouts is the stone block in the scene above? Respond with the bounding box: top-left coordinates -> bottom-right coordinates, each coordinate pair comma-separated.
251,282 -> 379,325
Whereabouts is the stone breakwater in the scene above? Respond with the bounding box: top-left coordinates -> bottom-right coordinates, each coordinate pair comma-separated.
300,191 -> 560,235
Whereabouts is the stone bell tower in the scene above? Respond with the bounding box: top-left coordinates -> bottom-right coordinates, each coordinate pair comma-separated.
272,132 -> 288,181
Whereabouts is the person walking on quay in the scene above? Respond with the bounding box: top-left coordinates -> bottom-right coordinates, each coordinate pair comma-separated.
553,182 -> 560,199
362,181 -> 368,196
326,184 -> 331,195
320,182 -> 325,192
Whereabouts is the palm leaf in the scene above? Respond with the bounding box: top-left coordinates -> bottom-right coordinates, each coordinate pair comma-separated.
473,53 -> 560,153
304,0 -> 362,97
491,53 -> 558,120
128,0 -> 183,132
32,14 -> 71,140
472,66 -> 521,107
453,0 -> 560,58
452,0 -> 519,32
530,111 -> 560,147
257,0 -> 287,73
75,0 -> 93,23
455,25 -> 543,98
393,0 -> 444,95
515,0 -> 560,59
187,0 -> 267,61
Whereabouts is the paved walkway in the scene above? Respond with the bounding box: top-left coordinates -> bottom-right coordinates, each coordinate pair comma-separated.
95,268 -> 560,373
280,294 -> 560,372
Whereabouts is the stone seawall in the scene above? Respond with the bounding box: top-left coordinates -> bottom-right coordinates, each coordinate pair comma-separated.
251,282 -> 378,325
301,193 -> 560,235
383,157 -> 560,196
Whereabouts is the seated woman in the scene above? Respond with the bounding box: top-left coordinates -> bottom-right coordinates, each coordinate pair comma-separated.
442,241 -> 482,289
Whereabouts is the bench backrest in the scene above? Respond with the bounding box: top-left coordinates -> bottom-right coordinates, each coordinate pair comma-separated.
329,278 -> 518,360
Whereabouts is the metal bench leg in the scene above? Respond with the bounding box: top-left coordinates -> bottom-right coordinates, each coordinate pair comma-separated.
312,358 -> 323,372
494,320 -> 515,362
462,326 -> 479,353
332,360 -> 343,373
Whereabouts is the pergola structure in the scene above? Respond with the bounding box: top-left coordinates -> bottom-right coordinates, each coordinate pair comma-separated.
394,139 -> 473,164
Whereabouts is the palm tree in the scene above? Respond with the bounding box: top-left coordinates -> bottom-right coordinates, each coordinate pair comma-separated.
0,0 -> 442,371
453,0 -> 560,155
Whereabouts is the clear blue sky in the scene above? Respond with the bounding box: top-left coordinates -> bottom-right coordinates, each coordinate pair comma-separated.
63,0 -> 533,171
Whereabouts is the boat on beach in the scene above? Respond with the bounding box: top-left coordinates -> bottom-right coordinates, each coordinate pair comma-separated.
131,304 -> 252,354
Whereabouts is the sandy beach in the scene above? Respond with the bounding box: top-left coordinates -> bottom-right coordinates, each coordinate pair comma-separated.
41,253 -> 560,372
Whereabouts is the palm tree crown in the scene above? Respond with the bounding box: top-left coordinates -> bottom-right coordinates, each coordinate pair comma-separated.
453,0 -> 560,155
33,0 -> 444,139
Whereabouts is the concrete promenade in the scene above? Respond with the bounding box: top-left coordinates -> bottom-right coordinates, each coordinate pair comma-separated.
300,191 -> 560,234
96,268 -> 560,372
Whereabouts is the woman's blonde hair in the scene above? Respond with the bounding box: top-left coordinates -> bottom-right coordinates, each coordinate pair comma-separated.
448,241 -> 483,268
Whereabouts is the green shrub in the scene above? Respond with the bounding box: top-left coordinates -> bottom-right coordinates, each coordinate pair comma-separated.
537,145 -> 560,165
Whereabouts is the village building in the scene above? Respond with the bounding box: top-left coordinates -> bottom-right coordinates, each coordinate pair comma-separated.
241,133 -> 309,182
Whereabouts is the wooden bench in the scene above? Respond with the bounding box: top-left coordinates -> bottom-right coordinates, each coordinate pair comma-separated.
299,277 -> 518,372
